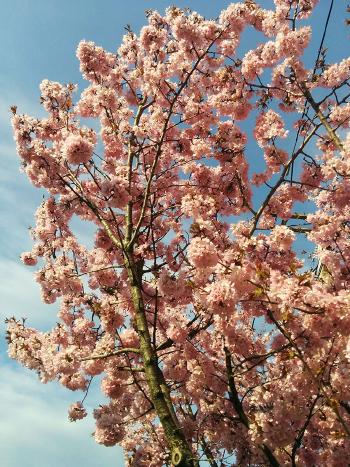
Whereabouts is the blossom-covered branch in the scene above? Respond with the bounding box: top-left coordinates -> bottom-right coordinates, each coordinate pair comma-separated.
8,1 -> 350,465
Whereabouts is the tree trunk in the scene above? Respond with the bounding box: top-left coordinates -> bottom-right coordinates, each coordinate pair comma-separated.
125,252 -> 197,467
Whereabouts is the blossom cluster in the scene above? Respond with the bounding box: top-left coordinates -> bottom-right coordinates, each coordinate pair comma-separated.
9,1 -> 350,465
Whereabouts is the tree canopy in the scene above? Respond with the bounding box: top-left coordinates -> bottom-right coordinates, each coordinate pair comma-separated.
7,1 -> 350,465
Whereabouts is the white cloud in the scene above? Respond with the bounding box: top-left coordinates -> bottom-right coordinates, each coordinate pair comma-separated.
0,363 -> 124,467
0,259 -> 57,332
0,65 -> 129,467
0,256 -> 126,466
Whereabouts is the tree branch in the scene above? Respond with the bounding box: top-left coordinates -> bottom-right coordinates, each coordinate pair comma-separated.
80,347 -> 140,361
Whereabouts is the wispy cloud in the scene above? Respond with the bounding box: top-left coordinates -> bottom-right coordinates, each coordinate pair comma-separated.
0,259 -> 57,332
0,363 -> 123,467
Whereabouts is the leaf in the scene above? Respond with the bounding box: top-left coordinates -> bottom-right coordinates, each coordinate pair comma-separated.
253,287 -> 264,297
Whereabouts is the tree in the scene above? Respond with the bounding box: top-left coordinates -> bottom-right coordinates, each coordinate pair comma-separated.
6,0 -> 350,465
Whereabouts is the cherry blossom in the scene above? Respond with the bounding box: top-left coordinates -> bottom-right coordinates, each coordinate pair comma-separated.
68,401 -> 87,422
8,1 -> 350,466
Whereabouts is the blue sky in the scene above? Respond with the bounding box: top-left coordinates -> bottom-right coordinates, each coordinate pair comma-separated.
0,1 -> 349,466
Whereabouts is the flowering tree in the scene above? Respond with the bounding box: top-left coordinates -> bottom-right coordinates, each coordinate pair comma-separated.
7,1 -> 350,465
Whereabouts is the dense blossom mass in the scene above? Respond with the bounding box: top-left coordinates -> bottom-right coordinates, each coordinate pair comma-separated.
7,1 -> 350,465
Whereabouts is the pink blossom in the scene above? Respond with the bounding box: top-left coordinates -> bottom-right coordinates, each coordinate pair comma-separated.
39,79 -> 76,113
268,225 -> 295,251
68,401 -> 87,422
62,134 -> 93,164
20,252 -> 37,266
7,2 -> 350,464
187,237 -> 219,268
76,40 -> 116,81
254,110 -> 288,148
319,58 -> 350,88
275,27 -> 311,56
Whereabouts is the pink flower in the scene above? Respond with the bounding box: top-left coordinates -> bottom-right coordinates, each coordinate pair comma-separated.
268,225 -> 295,251
76,40 -> 116,82
101,377 -> 123,399
8,2 -> 350,463
275,27 -> 311,57
187,237 -> 219,268
319,58 -> 350,88
39,79 -> 76,113
20,252 -> 37,266
62,134 -> 93,164
94,427 -> 121,447
165,323 -> 187,344
254,110 -> 288,148
68,401 -> 87,422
